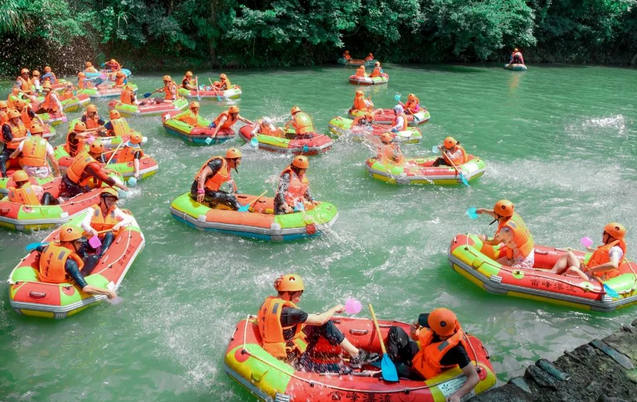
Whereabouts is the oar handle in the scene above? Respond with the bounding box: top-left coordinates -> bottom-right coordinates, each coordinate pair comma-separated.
105,140 -> 125,164
368,304 -> 387,355
246,191 -> 267,207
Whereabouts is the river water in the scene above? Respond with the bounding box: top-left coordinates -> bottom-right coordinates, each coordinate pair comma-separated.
1,64 -> 636,401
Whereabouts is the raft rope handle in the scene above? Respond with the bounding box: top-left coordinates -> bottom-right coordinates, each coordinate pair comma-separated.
238,316 -> 483,394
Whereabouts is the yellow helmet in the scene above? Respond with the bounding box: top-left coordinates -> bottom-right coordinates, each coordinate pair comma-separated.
186,71 -> 193,77
220,73 -> 228,79
101,187 -> 119,200
274,274 -> 305,292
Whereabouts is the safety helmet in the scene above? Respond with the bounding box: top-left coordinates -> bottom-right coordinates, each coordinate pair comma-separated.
190,101 -> 200,109
90,140 -> 104,154
358,66 -> 365,70
101,187 -> 119,200
514,48 -> 519,52
186,71 -> 193,77
78,72 -> 86,78
393,105 -> 404,114
109,110 -> 121,119
494,199 -> 514,218
13,170 -> 29,183
274,274 -> 305,292
30,124 -> 44,135
291,106 -> 301,115
226,148 -> 242,159
0,101 -> 7,109
220,73 -> 227,79
129,133 -> 143,145
427,308 -> 457,337
74,122 -> 87,132
355,90 -> 364,97
87,104 -> 98,113
226,106 -> 238,114
408,93 -> 416,101
380,133 -> 393,144
443,137 -> 457,149
85,62 -> 93,67
32,70 -> 40,77
59,224 -> 84,242
20,68 -> 29,74
604,222 -> 626,239
115,71 -> 125,77
14,100 -> 25,109
8,110 -> 21,120
44,66 -> 52,73
375,61 -> 380,66
42,82 -> 52,91
163,75 -> 172,81
344,50 -> 350,54
292,155 -> 309,169
110,59 -> 117,63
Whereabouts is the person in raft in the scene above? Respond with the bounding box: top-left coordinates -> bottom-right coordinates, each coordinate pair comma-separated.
120,84 -> 141,106
35,224 -> 117,299
475,199 -> 535,269
209,105 -> 252,139
551,222 -> 627,281
370,61 -> 383,77
432,137 -> 468,167
351,90 -> 374,113
175,101 -> 201,126
81,104 -> 106,134
181,71 -> 196,90
7,170 -> 58,206
399,93 -> 421,115
214,73 -> 232,91
105,59 -> 122,72
258,274 -> 379,373
389,104 -> 407,133
355,65 -> 367,77
378,133 -> 404,166
81,187 -> 134,258
254,117 -> 284,138
157,75 -> 178,102
364,52 -> 375,61
191,148 -> 243,210
103,110 -> 125,137
61,140 -> 128,198
113,133 -> 144,179
352,112 -> 375,127
84,61 -> 98,73
342,50 -> 352,61
386,308 -> 479,402
15,68 -> 33,95
284,106 -> 315,137
14,98 -> 45,128
0,109 -> 28,178
274,156 -> 316,215
9,123 -> 60,178
42,66 -> 58,84
510,48 -> 524,65
36,82 -> 63,115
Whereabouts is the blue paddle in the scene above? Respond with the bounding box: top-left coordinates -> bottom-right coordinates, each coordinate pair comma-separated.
238,191 -> 267,212
466,207 -> 479,219
25,242 -> 47,251
603,283 -> 620,298
368,304 -> 399,382
394,94 -> 401,101
250,136 -> 258,147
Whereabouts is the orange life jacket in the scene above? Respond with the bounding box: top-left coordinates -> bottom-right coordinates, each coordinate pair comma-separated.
0,112 -> 8,126
353,96 -> 371,111
162,82 -> 178,101
393,112 -> 407,131
257,296 -> 306,359
292,112 -> 314,134
585,240 -> 627,280
411,326 -> 470,380
41,92 -> 60,112
117,145 -> 143,163
20,106 -> 33,127
120,88 -> 133,105
280,167 -> 309,205
84,114 -> 101,130
443,145 -> 468,166
259,122 -> 281,137
177,110 -> 199,126
343,54 -> 352,61
219,77 -> 231,90
61,89 -> 74,100
195,157 -> 232,191
213,111 -> 238,129
405,98 -> 420,113
8,183 -> 40,205
90,204 -> 120,233
380,143 -> 404,165
66,152 -> 97,186
496,213 -> 534,260
114,76 -> 125,87
39,243 -> 84,284
65,131 -> 85,157
17,76 -> 32,92
355,69 -> 366,78
7,121 -> 27,150
20,136 -> 48,167
370,67 -> 382,78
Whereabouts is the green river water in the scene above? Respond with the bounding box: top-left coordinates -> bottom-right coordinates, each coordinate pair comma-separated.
0,64 -> 636,401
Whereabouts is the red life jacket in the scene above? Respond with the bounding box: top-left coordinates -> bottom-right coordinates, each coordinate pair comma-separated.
280,167 -> 309,205
39,242 -> 85,284
194,157 -> 232,191
257,296 -> 306,359
411,325 -> 471,379
496,213 -> 534,260
84,114 -> 101,130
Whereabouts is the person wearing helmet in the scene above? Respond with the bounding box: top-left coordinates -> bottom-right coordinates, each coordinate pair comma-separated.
355,65 -> 367,78
35,224 -> 117,299
9,124 -> 60,178
181,71 -> 196,90
390,104 -> 407,132
257,273 -> 378,372
113,71 -> 127,88
85,61 -> 98,73
284,106 -> 315,137
41,66 -> 58,84
112,133 -> 144,179
77,72 -> 93,91
81,104 -> 106,132
509,48 -> 524,65
214,73 -> 232,91
31,70 -> 42,94
399,93 -> 421,115
378,132 -> 404,166
364,52 -> 375,61
274,156 -> 316,215
210,106 -> 252,139
351,90 -> 374,113
551,223 -> 627,281
174,101 -> 201,126
369,61 -> 383,78
81,188 -> 134,258
432,136 -> 468,167
102,109 -> 131,137
1,109 -> 28,178
352,111 -> 375,127
155,75 -> 178,102
36,82 -> 63,114
254,117 -> 284,138
385,308 -> 479,401
120,84 -> 140,106
14,98 -> 45,128
65,122 -> 90,158
15,68 -> 33,95
7,169 -> 57,206
59,82 -> 77,101
476,200 -> 535,269
191,148 -> 243,210
342,50 -> 351,61
105,59 -> 122,72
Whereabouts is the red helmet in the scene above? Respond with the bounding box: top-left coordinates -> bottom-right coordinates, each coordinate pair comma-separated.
494,199 -> 514,218
427,308 -> 457,336
604,222 -> 626,239
274,274 -> 305,292
292,155 -> 309,169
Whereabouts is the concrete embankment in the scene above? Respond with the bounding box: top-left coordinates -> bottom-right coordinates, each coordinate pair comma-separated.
472,319 -> 637,402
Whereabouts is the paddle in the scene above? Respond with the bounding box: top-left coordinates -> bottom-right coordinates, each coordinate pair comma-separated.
106,140 -> 125,165
368,304 -> 398,382
394,94 -> 401,102
466,207 -> 479,219
25,242 -> 48,251
195,77 -> 201,100
437,145 -> 469,186
88,229 -> 113,249
238,191 -> 267,212
603,283 -> 620,298
208,78 -> 223,101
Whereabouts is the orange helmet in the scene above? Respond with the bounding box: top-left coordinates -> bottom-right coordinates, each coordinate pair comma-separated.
380,133 -> 393,144
427,308 -> 457,337
74,122 -> 87,132
13,170 -> 29,183
292,155 -> 309,169
291,106 -> 301,115
228,105 -> 239,114
358,66 -> 365,70
87,104 -> 98,113
493,199 -> 514,218
190,101 -> 200,109
14,100 -> 25,109
163,75 -> 172,81
59,224 -> 84,242
115,71 -> 125,77
44,66 -> 52,73
185,71 -> 193,77
0,101 -> 7,109
226,148 -> 242,159
85,62 -> 93,67
30,124 -> 44,135
42,82 -> 52,91
90,140 -> 104,154
32,70 -> 40,77
109,110 -> 121,119
220,73 -> 228,79
20,68 -> 29,74
8,110 -> 21,120
604,222 -> 626,239
129,133 -> 143,145
78,72 -> 86,78
408,93 -> 417,101
443,137 -> 457,149
344,50 -> 350,54
274,274 -> 305,292
110,59 -> 117,63
101,187 -> 119,199
355,90 -> 364,97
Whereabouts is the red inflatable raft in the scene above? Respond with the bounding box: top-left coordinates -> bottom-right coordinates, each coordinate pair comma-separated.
238,124 -> 333,155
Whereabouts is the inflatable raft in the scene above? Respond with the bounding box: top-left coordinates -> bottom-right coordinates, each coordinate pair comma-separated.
170,192 -> 338,241
225,315 -> 497,402
349,73 -> 389,86
504,63 -> 527,71
59,93 -> 91,113
0,177 -> 108,231
337,58 -> 377,68
79,83 -> 138,99
178,85 -> 242,100
8,209 -> 144,319
66,118 -> 147,149
238,124 -> 333,155
161,111 -> 234,145
448,234 -> 637,312
349,108 -> 430,126
85,68 -> 133,80
365,155 -> 486,185
36,111 -> 67,126
107,98 -> 188,117
328,116 -> 422,144
0,167 -> 55,197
